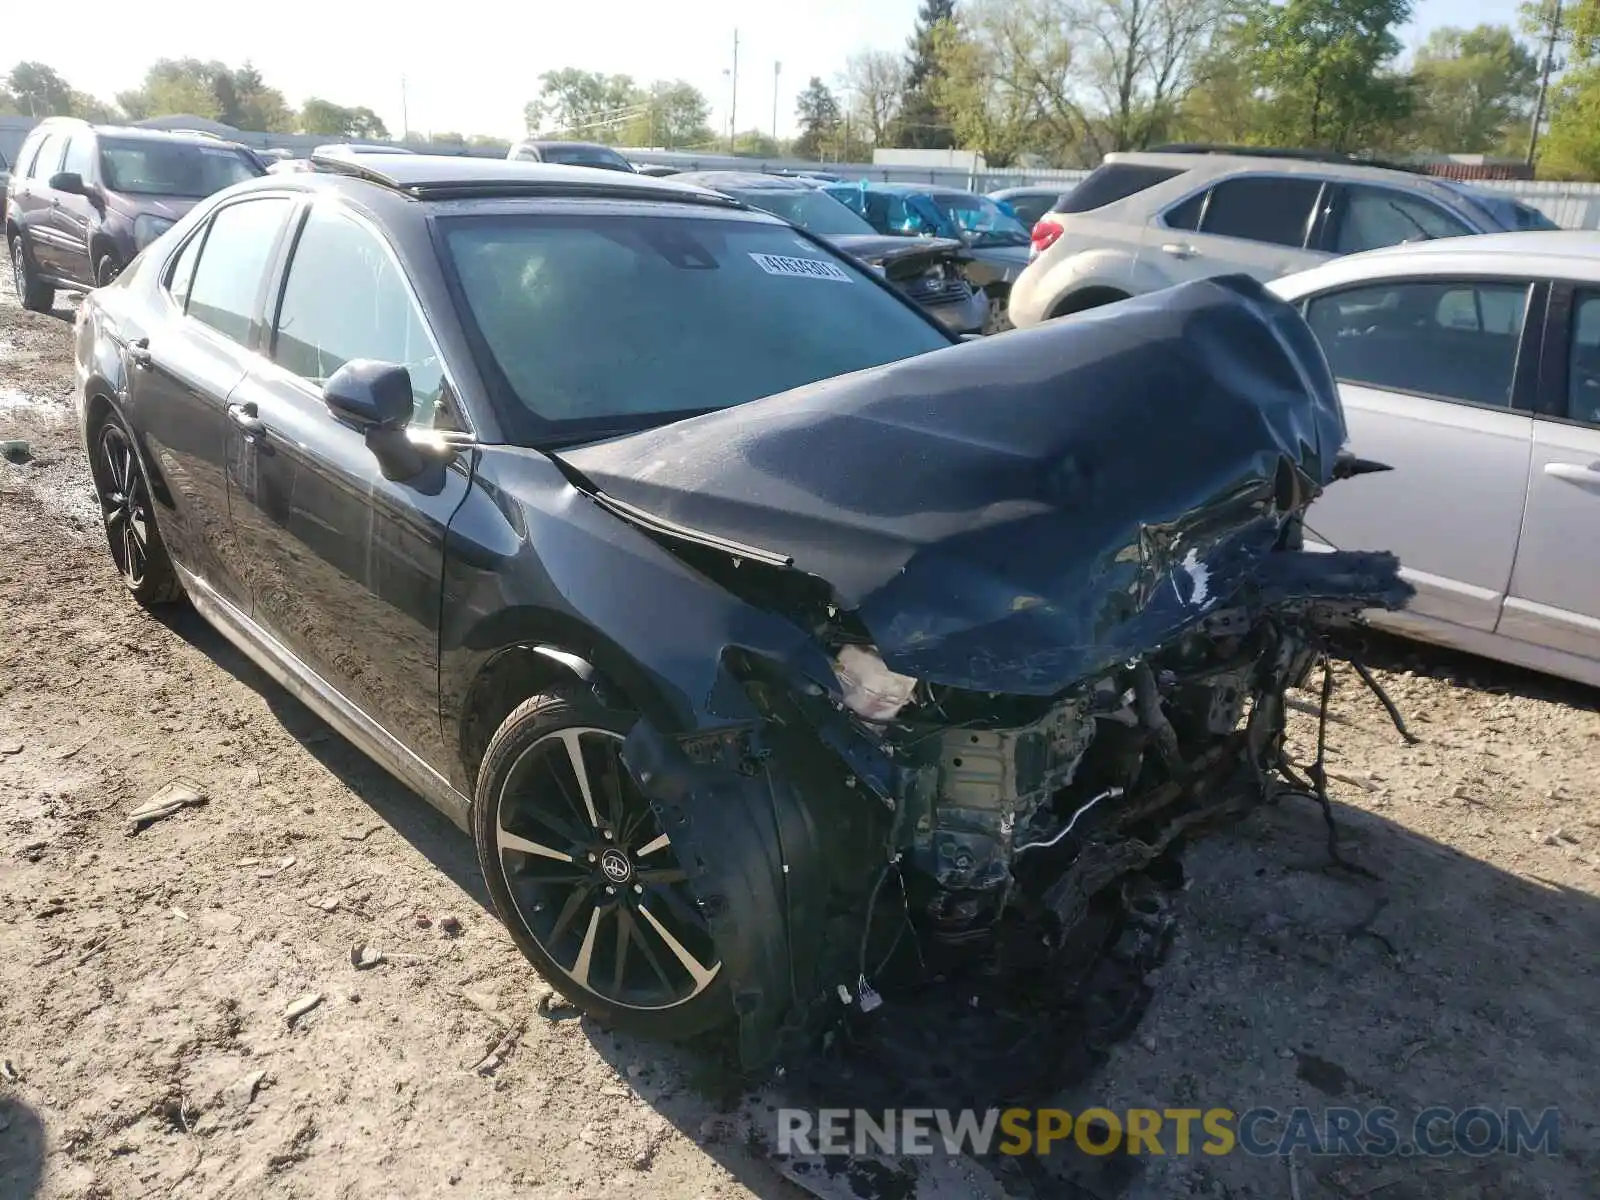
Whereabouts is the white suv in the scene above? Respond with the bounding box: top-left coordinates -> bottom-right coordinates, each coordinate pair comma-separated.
1008,147 -> 1560,328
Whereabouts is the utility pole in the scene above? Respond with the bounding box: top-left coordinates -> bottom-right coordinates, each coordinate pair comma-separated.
729,29 -> 740,152
772,61 -> 781,145
1527,0 -> 1564,169
400,76 -> 411,140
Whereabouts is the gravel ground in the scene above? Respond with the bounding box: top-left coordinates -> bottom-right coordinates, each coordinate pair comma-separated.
2,285 -> 1597,1200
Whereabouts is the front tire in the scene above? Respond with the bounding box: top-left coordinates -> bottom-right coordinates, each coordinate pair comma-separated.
92,412 -> 184,606
473,690 -> 730,1040
10,234 -> 55,314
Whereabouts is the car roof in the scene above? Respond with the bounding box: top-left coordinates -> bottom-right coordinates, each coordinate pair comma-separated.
1269,231 -> 1600,297
302,151 -> 739,205
33,119 -> 247,149
520,140 -> 624,152
672,171 -> 810,191
1107,148 -> 1460,191
989,185 -> 1070,197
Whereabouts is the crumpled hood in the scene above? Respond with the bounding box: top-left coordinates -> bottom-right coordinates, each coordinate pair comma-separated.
827,233 -> 970,277
558,275 -> 1354,694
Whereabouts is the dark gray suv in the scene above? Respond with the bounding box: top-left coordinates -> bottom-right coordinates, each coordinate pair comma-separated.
6,119 -> 263,311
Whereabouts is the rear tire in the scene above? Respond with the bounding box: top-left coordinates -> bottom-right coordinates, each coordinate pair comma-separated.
10,234 -> 55,314
473,689 -> 731,1040
91,410 -> 184,606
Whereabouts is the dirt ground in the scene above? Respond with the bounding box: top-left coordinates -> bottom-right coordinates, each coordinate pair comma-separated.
2,286 -> 1597,1200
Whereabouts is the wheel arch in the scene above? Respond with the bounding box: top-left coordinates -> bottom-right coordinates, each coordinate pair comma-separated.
1049,284 -> 1132,318
88,231 -> 123,274
452,608 -> 681,790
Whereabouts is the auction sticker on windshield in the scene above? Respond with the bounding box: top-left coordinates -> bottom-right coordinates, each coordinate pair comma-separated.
749,253 -> 852,282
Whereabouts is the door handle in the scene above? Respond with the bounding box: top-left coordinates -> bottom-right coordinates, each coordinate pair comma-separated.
1161,242 -> 1198,259
127,337 -> 152,369
1543,462 -> 1600,488
228,402 -> 266,437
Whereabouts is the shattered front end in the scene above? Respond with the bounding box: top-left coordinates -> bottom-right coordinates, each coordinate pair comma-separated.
562,274 -> 1413,1069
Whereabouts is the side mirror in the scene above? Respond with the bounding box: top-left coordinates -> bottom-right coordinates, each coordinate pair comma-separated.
322,359 -> 413,431
323,359 -> 432,481
48,171 -> 87,196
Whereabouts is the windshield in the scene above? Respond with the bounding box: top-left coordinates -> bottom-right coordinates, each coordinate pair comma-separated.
537,144 -> 635,172
928,192 -> 1031,245
439,211 -> 949,440
98,138 -> 262,197
724,188 -> 877,237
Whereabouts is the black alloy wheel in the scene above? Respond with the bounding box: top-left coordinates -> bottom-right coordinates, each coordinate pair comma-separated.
474,691 -> 729,1038
93,415 -> 183,605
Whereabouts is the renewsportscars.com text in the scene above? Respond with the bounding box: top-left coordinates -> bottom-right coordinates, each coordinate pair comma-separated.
775,1106 -> 1562,1158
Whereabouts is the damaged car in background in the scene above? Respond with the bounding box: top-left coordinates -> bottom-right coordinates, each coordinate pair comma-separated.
71,155 -> 1410,1076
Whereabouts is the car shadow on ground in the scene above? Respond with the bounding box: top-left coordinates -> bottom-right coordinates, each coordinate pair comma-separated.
0,1091 -> 45,1200
153,602 -> 1600,1199
153,603 -> 492,911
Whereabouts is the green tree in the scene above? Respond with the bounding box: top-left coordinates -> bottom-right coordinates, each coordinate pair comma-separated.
114,59 -> 295,132
68,91 -> 118,122
1406,25 -> 1538,152
732,128 -> 783,156
895,0 -> 958,146
1538,61 -> 1600,177
928,3 -> 1068,167
6,61 -> 74,116
794,76 -> 841,158
1176,50 -> 1273,143
223,64 -> 295,133
623,81 -> 713,148
524,69 -> 642,142
300,98 -> 390,139
1232,0 -> 1415,151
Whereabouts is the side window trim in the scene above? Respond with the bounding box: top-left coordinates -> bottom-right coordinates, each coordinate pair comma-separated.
266,198 -> 472,436
1304,274 -> 1544,413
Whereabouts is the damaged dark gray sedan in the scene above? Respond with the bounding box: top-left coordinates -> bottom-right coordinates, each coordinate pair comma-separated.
72,153 -> 1409,1069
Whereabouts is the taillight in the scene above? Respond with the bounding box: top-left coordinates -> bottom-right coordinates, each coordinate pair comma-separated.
1030,216 -> 1064,259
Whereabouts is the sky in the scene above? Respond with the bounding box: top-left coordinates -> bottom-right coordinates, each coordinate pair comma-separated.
8,0 -> 1529,143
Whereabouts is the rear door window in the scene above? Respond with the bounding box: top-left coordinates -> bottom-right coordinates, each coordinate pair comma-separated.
1199,176 -> 1322,248
1328,185 -> 1474,254
184,197 -> 294,345
1057,164 -> 1184,213
1304,279 -> 1530,408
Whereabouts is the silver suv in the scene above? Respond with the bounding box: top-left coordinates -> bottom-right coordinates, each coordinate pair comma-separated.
1008,146 -> 1560,327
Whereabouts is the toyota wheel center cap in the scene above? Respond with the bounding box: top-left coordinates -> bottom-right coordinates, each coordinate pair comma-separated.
599,847 -> 633,884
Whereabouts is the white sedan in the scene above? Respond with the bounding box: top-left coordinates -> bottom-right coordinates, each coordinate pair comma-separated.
1268,231 -> 1600,688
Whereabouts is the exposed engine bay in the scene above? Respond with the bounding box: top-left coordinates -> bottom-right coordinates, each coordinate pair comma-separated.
556,273 -> 1414,1069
